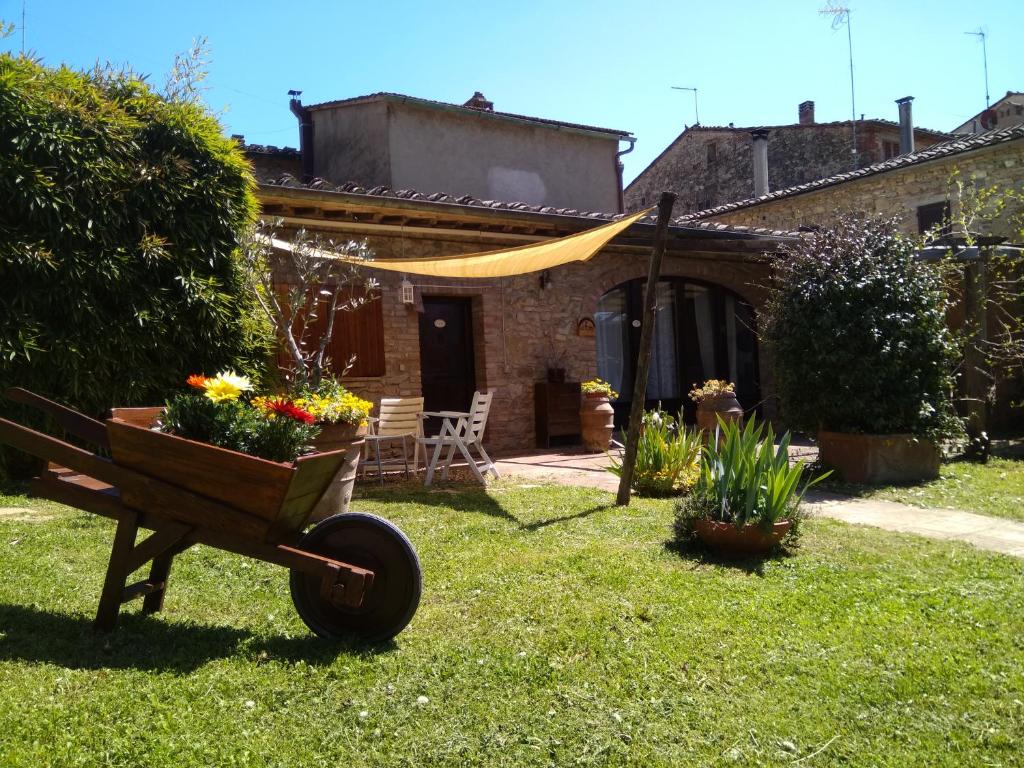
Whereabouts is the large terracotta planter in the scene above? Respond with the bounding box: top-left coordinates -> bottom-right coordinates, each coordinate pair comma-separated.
309,422 -> 366,522
694,519 -> 792,557
580,393 -> 615,452
818,430 -> 939,485
696,393 -> 743,434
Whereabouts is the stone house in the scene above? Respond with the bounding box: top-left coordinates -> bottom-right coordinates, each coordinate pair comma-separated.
256,177 -> 791,454
624,99 -> 949,216
242,91 -> 798,453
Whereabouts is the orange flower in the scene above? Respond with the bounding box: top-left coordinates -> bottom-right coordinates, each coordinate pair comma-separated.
186,374 -> 208,389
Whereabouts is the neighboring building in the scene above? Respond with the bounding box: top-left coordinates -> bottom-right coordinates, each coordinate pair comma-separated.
257,176 -> 792,454
281,91 -> 636,213
952,91 -> 1024,135
624,99 -> 949,216
238,140 -> 301,182
684,125 -> 1024,237
685,124 -> 1024,430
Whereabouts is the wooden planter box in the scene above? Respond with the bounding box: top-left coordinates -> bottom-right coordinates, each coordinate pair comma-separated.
818,430 -> 940,485
106,416 -> 352,543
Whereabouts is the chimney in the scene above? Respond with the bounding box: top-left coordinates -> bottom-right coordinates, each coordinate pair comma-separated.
289,94 -> 314,183
798,100 -> 815,125
751,129 -> 770,197
896,96 -> 915,155
463,91 -> 494,111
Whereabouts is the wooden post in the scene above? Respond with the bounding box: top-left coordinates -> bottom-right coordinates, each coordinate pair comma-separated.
963,250 -> 990,437
616,192 -> 677,506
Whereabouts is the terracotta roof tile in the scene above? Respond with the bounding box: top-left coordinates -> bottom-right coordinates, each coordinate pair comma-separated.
260,174 -> 798,239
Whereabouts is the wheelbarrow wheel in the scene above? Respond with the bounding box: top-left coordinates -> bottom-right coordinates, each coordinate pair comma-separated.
289,512 -> 421,643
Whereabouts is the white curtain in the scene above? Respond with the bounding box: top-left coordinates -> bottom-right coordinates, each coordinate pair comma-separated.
646,282 -> 678,401
595,288 -> 628,396
690,286 -> 716,379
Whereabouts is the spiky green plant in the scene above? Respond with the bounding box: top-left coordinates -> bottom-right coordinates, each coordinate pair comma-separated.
608,409 -> 701,496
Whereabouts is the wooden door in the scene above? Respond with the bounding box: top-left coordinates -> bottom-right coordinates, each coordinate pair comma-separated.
418,297 -> 476,433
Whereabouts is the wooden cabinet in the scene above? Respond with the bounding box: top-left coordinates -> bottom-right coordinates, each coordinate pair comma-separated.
534,382 -> 581,448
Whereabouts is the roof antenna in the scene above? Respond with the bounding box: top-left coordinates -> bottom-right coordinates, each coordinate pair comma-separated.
820,3 -> 857,170
671,86 -> 699,128
964,29 -> 990,108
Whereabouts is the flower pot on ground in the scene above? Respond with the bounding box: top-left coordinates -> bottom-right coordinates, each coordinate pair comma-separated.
673,416 -> 828,558
293,379 -> 372,521
579,379 -> 618,452
817,430 -> 940,484
762,214 -> 961,486
689,380 -> 742,435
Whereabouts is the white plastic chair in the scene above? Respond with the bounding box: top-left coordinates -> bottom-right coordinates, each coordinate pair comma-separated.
417,391 -> 499,486
363,396 -> 425,484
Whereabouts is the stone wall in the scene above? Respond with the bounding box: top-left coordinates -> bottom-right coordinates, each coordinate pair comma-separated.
703,139 -> 1024,237
625,123 -> 945,216
274,229 -> 771,455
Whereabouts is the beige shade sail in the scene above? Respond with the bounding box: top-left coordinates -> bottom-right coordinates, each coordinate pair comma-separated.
269,206 -> 653,279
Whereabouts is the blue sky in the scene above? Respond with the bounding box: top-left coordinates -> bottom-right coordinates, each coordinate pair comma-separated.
3,0 -> 1021,184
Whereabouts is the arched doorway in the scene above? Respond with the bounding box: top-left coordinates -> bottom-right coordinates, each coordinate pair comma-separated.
595,278 -> 760,426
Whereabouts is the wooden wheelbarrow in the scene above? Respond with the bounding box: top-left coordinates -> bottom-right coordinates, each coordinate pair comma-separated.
0,388 -> 421,643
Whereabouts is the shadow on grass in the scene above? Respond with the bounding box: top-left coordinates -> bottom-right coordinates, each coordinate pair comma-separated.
519,504 -> 612,532
0,603 -> 396,673
355,478 -> 522,525
662,538 -> 797,577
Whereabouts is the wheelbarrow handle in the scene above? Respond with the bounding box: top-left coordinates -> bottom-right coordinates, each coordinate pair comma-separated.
4,387 -> 109,449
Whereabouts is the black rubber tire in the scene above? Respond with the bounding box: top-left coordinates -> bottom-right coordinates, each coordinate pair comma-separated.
289,512 -> 422,643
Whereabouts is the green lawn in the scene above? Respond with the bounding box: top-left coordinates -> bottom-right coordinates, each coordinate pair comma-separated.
826,456 -> 1024,523
1,483 -> 1023,767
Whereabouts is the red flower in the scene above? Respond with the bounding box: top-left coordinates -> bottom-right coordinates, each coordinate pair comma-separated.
186,374 -> 208,389
265,398 -> 316,425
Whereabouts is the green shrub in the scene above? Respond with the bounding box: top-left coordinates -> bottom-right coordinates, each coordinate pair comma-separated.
762,214 -> 960,438
609,409 -> 701,496
0,54 -> 270,478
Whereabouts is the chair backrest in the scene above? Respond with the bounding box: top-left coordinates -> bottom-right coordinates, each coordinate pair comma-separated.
377,396 -> 425,437
464,391 -> 493,443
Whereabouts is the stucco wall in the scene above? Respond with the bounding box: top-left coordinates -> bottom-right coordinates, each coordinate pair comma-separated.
311,101 -> 391,188
308,99 -> 622,212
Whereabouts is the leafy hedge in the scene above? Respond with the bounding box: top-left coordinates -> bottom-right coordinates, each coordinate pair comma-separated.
762,215 -> 960,438
0,55 -> 269,477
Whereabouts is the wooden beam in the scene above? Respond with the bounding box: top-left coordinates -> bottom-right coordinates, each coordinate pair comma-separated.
616,191 -> 677,506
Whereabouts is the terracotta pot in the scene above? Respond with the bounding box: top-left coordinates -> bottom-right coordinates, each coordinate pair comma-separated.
579,394 -> 615,452
309,422 -> 367,522
695,393 -> 743,434
694,518 -> 792,557
818,430 -> 939,485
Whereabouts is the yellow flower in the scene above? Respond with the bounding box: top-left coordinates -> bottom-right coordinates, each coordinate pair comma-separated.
203,370 -> 252,403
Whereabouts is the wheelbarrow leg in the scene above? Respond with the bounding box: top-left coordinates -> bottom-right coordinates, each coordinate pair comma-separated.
95,510 -> 140,632
141,551 -> 175,615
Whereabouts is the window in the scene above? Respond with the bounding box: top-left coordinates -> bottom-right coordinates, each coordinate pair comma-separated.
882,139 -> 900,160
706,141 -> 718,164
916,201 -> 950,235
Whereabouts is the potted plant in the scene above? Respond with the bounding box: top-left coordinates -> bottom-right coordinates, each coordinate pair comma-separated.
673,416 -> 828,557
162,371 -> 321,463
579,378 -> 617,451
689,379 -> 742,433
762,214 -> 961,484
608,408 -> 701,496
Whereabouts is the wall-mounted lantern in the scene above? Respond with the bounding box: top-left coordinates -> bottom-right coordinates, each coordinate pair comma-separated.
400,277 -> 415,305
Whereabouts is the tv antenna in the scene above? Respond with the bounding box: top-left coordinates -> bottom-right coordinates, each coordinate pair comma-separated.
820,3 -> 857,169
671,86 -> 699,127
964,29 -> 990,108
